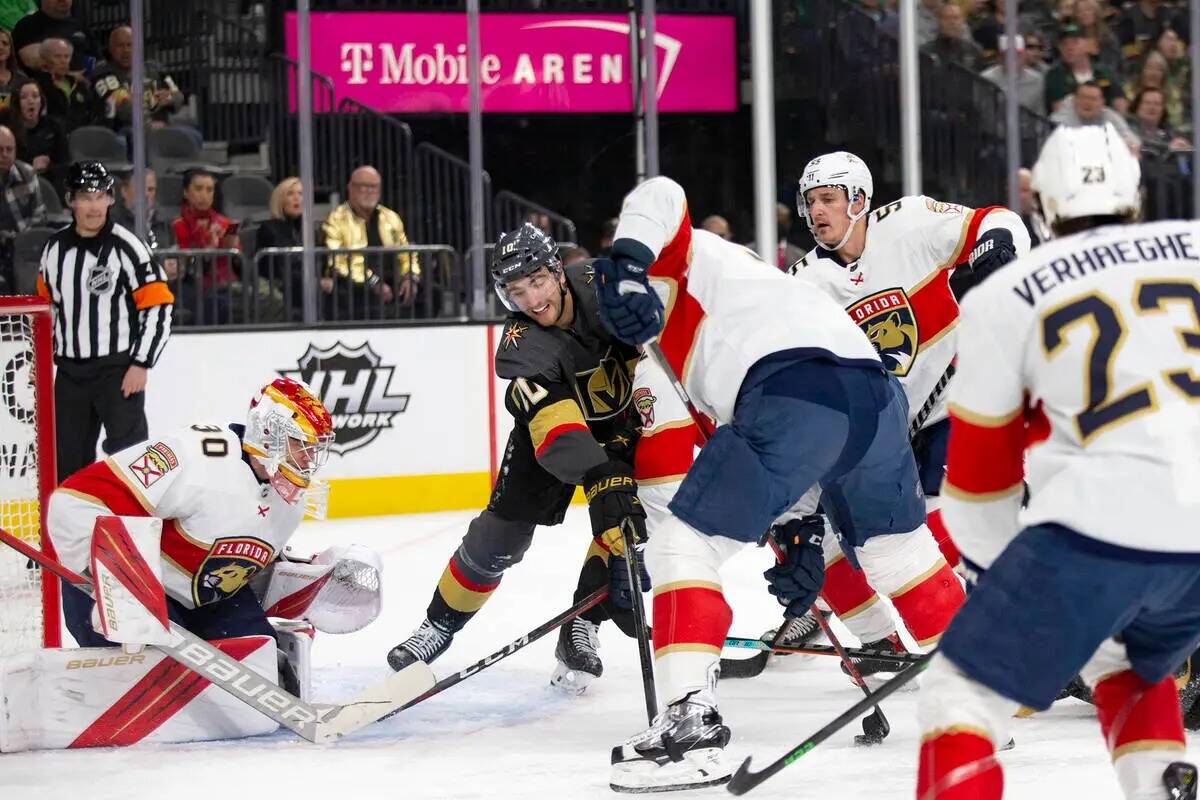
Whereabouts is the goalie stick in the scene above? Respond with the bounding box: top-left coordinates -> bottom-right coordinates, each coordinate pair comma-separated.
0,527 -> 434,743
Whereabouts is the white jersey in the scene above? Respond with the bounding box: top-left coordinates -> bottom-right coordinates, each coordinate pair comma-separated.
48,424 -> 305,609
941,219 -> 1200,566
615,177 -> 881,423
790,196 -> 1030,427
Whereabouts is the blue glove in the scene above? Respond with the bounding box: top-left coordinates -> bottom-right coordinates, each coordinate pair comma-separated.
592,240 -> 664,345
609,546 -> 651,610
763,516 -> 827,619
967,228 -> 1017,283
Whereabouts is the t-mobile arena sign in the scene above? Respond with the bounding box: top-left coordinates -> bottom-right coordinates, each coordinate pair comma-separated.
284,12 -> 736,113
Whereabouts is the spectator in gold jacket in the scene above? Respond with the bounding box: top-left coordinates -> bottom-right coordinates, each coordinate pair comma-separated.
321,165 -> 418,308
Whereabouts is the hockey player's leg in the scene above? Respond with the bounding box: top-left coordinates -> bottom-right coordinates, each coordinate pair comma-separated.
1083,640 -> 1191,800
916,654 -> 1014,800
388,509 -> 535,670
550,538 -> 611,693
818,533 -> 908,677
610,514 -> 740,793
912,418 -> 960,569
856,527 -> 963,649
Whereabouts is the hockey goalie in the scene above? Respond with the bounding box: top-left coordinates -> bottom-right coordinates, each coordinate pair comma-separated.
0,378 -> 385,752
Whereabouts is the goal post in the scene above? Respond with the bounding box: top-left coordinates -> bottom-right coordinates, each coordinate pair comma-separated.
0,295 -> 59,654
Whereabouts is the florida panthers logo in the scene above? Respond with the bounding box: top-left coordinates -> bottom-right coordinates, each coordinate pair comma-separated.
633,387 -> 657,429
193,537 -> 274,606
848,289 -> 919,376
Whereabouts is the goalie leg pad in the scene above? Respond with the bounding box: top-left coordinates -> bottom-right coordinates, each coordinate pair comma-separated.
0,637 -> 279,752
646,515 -> 739,706
273,620 -> 315,701
90,516 -> 171,647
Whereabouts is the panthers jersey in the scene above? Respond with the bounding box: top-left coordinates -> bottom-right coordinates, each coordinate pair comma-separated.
615,177 -> 882,424
790,196 -> 1030,428
48,425 -> 305,609
942,219 -> 1200,567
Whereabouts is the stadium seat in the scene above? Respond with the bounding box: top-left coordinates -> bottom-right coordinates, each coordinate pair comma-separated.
157,173 -> 184,211
147,126 -> 202,175
68,126 -> 126,164
37,176 -> 62,214
220,174 -> 274,223
13,227 -> 56,294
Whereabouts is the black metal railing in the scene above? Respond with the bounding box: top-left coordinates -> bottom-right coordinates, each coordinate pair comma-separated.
494,190 -> 578,245
413,143 -> 493,259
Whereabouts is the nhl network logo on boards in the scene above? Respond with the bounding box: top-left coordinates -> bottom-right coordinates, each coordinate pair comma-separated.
281,341 -> 410,455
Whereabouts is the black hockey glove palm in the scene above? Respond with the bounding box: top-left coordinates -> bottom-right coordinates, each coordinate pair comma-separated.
593,239 -> 663,345
967,228 -> 1018,284
607,542 -> 651,611
582,459 -> 647,557
763,516 -> 827,619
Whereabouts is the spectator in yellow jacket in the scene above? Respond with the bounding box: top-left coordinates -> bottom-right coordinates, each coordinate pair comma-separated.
321,165 -> 419,306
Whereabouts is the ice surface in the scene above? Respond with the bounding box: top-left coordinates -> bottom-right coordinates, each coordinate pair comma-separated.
3,507 -> 1181,799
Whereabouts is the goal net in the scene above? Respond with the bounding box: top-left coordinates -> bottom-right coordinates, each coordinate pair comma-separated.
0,297 -> 58,656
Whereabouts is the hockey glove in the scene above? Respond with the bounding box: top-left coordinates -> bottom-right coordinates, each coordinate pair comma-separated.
582,459 -> 647,558
592,239 -> 664,345
959,555 -> 986,594
763,516 -> 827,619
967,228 -> 1018,284
608,543 -> 652,610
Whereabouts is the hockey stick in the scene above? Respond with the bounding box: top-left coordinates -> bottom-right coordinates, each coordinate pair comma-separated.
719,615 -> 805,680
909,362 -> 955,438
725,651 -> 935,796
722,636 -> 923,667
386,586 -> 609,718
0,527 -> 435,744
621,517 -> 659,724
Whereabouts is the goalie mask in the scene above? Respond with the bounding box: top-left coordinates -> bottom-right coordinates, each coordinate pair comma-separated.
490,223 -> 563,313
1031,123 -> 1141,240
244,378 -> 335,515
796,151 -> 874,251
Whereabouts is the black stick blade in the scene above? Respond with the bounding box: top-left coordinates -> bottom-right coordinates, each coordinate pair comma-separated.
719,652 -> 769,679
725,757 -> 758,796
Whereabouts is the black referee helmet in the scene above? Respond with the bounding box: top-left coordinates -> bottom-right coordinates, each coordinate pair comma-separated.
66,160 -> 114,197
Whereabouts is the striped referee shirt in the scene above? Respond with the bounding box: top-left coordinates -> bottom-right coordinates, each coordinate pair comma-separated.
35,220 -> 174,367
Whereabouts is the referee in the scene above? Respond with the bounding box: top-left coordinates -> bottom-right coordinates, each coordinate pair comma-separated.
35,161 -> 174,481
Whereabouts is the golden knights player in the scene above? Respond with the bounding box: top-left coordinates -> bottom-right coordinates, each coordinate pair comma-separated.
387,224 -> 647,692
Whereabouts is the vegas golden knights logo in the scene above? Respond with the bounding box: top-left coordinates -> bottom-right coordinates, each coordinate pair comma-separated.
573,349 -> 633,421
848,289 -> 919,376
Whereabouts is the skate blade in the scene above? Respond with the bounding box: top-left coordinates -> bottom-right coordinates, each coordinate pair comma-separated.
549,661 -> 598,695
610,748 -> 732,794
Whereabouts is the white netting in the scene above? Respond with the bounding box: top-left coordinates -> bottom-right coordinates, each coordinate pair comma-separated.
0,312 -> 43,657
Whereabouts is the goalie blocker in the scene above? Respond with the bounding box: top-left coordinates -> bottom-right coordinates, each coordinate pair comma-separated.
0,517 -> 385,751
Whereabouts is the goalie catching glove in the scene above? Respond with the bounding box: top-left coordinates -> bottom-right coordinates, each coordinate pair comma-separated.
763,516 -> 827,619
583,460 -> 650,609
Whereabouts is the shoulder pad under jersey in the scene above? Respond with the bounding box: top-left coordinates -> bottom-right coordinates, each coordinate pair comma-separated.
494,315 -> 565,381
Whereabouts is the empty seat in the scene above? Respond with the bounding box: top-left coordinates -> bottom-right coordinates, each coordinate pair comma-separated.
156,173 -> 184,213
68,126 -> 126,164
220,174 -> 273,222
147,126 -> 202,175
37,176 -> 62,214
13,227 -> 56,294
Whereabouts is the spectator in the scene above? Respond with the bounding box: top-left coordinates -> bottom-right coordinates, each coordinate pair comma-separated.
1072,0 -> 1123,78
33,38 -> 97,133
256,176 -> 309,318
111,167 -> 172,252
749,203 -> 806,271
918,0 -> 945,46
1128,87 -> 1190,160
1044,22 -> 1126,113
1125,48 -> 1169,100
0,2 -> 34,34
0,29 -> 24,114
1023,31 -> 1049,74
700,214 -> 733,241
1015,167 -> 1042,246
171,168 -> 238,314
597,216 -> 618,256
980,34 -> 1047,113
1051,80 -> 1140,150
0,124 -> 44,290
92,26 -> 183,136
322,165 -> 418,315
1114,0 -> 1173,69
9,78 -> 65,192
971,0 -> 1007,63
12,0 -> 95,74
1154,23 -> 1191,133
559,244 -> 590,267
523,210 -> 551,233
920,4 -> 984,72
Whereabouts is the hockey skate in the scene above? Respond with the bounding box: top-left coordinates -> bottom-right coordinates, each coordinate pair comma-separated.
386,618 -> 454,671
550,617 -> 602,694
1164,762 -> 1198,800
609,689 -> 732,793
763,609 -> 825,658
842,632 -> 912,685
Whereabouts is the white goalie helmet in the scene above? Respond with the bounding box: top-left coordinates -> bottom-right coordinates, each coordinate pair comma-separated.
1031,123 -> 1141,240
796,151 -> 874,250
243,377 -> 335,517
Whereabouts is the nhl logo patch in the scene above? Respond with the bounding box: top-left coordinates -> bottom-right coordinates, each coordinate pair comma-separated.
86,260 -> 113,295
848,288 -> 919,377
193,537 -> 273,606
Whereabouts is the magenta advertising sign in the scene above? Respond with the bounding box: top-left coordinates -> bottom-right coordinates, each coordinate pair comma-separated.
284,12 -> 736,113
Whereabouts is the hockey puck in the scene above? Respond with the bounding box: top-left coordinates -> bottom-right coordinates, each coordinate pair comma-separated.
853,733 -> 885,746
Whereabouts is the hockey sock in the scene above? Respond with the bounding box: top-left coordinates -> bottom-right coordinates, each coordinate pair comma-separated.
917,729 -> 1002,800
926,508 -> 961,568
426,551 -> 501,633
1093,670 -> 1187,799
858,529 -> 964,648
652,581 -> 732,705
820,552 -> 895,643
